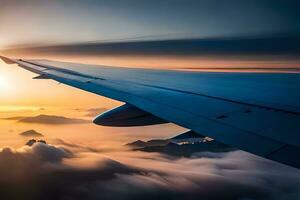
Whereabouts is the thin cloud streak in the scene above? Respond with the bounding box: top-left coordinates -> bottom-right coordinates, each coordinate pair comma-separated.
3,34 -> 300,58
3,114 -> 89,124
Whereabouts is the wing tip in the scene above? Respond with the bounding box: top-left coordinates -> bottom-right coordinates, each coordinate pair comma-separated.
0,56 -> 16,64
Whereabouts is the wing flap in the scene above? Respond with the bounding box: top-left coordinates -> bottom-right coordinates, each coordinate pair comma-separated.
45,69 -> 95,83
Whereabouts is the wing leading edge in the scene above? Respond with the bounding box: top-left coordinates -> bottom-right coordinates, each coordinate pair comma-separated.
1,56 -> 300,169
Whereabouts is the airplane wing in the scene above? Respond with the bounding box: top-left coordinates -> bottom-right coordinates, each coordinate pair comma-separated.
1,56 -> 300,169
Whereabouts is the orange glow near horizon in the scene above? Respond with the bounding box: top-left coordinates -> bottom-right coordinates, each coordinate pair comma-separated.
2,50 -> 300,69
0,59 -> 120,108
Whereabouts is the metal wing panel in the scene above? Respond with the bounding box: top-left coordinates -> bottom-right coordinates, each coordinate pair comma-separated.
28,59 -> 300,113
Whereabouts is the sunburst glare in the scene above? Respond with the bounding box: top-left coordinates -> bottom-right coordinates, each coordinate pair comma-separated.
0,75 -> 10,91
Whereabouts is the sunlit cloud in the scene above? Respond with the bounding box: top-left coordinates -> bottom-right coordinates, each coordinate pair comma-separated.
0,139 -> 298,200
14,114 -> 89,125
0,105 -> 41,113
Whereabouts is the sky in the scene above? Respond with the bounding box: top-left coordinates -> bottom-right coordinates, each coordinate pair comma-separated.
0,0 -> 300,48
0,1 -> 300,199
1,0 -> 300,71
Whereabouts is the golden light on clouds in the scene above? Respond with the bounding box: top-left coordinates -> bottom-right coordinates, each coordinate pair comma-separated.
0,105 -> 41,113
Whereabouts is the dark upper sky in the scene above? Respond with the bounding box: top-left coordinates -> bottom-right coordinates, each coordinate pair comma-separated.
0,0 -> 299,48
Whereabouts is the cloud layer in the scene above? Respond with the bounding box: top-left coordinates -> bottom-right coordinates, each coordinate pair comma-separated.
5,114 -> 89,124
0,139 -> 299,200
4,35 -> 300,58
19,129 -> 44,137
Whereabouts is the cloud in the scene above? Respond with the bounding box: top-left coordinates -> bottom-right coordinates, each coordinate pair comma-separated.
19,129 -> 44,137
91,150 -> 300,200
0,142 -> 71,186
3,34 -> 300,58
54,139 -> 102,153
6,114 -> 89,124
26,139 -> 46,146
0,140 -> 299,200
3,116 -> 26,120
28,142 -> 72,163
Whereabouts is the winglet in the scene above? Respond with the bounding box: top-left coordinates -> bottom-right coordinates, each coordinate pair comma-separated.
0,56 -> 16,64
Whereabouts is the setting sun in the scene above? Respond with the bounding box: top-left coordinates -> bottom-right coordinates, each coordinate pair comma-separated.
0,75 -> 9,91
